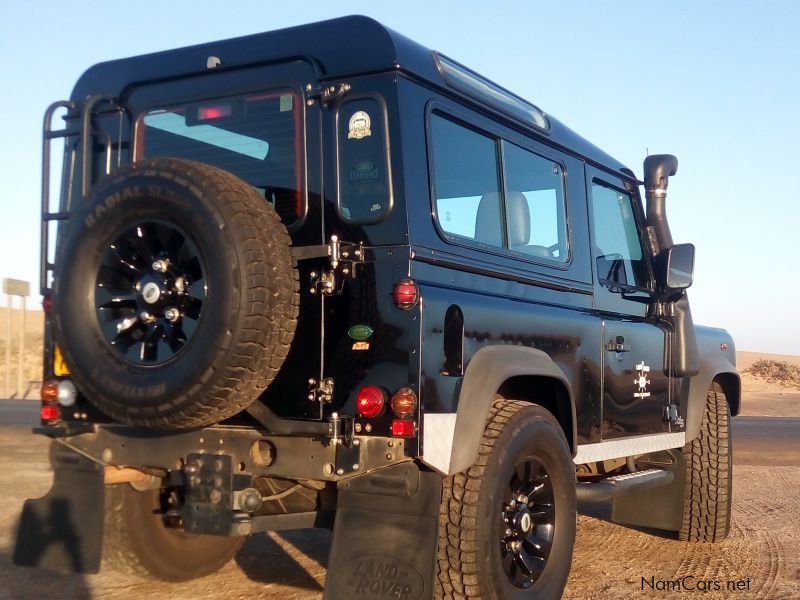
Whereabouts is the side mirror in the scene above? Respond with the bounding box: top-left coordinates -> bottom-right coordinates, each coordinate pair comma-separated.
663,243 -> 695,291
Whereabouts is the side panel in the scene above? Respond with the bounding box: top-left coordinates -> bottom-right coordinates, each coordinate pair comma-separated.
397,76 -> 604,474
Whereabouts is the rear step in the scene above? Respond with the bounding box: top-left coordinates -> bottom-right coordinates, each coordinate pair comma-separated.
576,468 -> 674,503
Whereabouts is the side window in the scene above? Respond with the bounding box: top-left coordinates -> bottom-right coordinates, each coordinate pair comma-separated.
430,114 -> 503,247
590,182 -> 649,289
337,98 -> 391,222
502,142 -> 568,262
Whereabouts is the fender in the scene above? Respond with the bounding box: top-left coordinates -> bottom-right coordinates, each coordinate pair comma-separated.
684,353 -> 740,443
447,345 -> 576,474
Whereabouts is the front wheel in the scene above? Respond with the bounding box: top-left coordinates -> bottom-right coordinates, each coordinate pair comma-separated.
436,400 -> 576,599
103,484 -> 244,581
679,381 -> 732,542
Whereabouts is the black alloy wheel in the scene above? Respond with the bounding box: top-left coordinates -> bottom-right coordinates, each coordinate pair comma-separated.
436,399 -> 576,599
54,158 -> 298,428
96,221 -> 206,365
500,457 -> 555,588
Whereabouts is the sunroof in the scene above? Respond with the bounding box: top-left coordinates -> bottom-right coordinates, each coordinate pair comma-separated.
435,54 -> 549,132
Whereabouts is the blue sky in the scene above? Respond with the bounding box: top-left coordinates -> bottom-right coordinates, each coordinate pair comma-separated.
1,1 -> 798,354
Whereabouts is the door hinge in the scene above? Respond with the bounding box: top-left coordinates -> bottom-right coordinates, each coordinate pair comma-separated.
308,377 -> 334,403
305,82 -> 351,106
605,336 -> 629,353
662,403 -> 684,428
305,235 -> 366,296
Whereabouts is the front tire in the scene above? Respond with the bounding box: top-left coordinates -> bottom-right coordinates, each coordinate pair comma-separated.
679,382 -> 732,542
436,400 -> 576,599
103,484 -> 244,581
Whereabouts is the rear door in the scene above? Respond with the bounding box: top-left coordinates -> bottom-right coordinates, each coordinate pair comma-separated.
129,61 -> 325,418
586,167 -> 671,439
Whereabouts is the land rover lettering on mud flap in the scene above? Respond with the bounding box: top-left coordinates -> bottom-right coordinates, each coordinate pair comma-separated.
14,16 -> 740,600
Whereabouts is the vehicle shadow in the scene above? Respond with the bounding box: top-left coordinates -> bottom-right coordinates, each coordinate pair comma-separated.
578,501 -> 678,539
235,529 -> 331,590
0,550 -> 92,600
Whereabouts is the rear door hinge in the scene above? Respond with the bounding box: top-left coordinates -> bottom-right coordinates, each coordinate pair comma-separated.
308,377 -> 334,403
305,82 -> 351,106
303,235 -> 366,296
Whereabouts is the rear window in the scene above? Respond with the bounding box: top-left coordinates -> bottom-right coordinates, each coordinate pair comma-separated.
136,91 -> 304,227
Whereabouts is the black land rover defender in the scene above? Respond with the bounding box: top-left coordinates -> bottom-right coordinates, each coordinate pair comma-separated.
15,16 -> 740,600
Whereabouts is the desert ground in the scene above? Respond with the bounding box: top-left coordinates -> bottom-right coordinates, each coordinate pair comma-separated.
0,309 -> 798,599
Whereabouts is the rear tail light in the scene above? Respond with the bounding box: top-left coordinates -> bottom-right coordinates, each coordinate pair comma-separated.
40,405 -> 60,421
356,386 -> 386,418
391,387 -> 417,418
42,294 -> 54,313
391,419 -> 416,437
41,380 -> 59,403
393,279 -> 419,309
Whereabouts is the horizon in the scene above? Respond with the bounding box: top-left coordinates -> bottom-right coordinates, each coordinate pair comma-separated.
2,1 -> 799,354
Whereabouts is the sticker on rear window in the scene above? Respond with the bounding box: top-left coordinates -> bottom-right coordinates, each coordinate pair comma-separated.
348,111 -> 372,140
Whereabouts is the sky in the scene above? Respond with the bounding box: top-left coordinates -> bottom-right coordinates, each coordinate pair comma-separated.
1,0 -> 798,354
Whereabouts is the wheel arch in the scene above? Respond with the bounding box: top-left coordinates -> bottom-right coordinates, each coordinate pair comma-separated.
447,345 -> 576,475
685,353 -> 740,443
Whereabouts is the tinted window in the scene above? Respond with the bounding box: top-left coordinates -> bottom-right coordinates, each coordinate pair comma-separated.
138,91 -> 303,227
590,182 -> 649,289
503,142 -> 568,262
338,98 -> 391,222
430,114 -> 503,246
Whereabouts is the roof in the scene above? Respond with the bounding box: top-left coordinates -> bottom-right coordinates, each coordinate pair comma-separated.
71,15 -> 632,176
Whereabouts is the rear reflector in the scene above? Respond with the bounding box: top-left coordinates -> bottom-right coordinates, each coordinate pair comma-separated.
40,405 -> 60,421
391,419 -> 416,437
356,386 -> 385,418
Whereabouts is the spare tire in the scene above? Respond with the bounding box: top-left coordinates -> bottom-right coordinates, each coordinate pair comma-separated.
54,158 -> 298,428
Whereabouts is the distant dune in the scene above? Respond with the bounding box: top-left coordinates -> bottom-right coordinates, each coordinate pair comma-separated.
737,350 -> 800,370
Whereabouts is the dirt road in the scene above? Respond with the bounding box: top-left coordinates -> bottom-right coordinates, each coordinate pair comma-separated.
1,399 -> 798,599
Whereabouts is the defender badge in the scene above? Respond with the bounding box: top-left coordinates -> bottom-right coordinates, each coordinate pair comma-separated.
348,111 -> 372,139
633,361 -> 651,399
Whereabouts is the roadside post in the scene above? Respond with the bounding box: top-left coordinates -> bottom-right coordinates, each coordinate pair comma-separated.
3,278 -> 30,398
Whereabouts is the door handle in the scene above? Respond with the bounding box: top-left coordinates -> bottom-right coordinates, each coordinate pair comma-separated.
605,336 -> 629,353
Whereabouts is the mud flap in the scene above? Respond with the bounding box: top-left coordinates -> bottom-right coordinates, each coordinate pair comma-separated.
324,461 -> 441,600
610,449 -> 686,533
13,441 -> 105,574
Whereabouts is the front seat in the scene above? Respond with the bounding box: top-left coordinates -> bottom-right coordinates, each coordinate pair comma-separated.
475,192 -> 550,259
